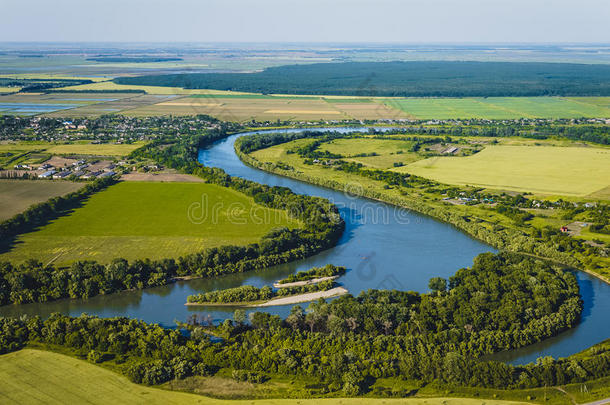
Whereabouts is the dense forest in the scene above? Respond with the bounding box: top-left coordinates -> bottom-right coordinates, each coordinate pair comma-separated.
115,61 -> 610,97
0,252 -> 600,395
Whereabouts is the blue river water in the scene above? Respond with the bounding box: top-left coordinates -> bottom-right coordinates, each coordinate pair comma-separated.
1,127 -> 608,365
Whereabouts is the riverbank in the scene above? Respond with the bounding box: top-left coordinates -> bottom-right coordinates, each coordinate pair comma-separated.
273,275 -> 339,288
254,286 -> 348,307
236,142 -> 610,286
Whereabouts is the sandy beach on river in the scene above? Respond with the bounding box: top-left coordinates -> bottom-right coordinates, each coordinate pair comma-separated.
254,287 -> 348,307
273,275 -> 339,288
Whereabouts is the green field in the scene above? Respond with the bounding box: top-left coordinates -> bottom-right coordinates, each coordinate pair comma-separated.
0,179 -> 85,221
394,145 -> 610,197
0,349 -> 531,405
0,141 -> 147,161
44,141 -> 147,156
0,181 -> 299,264
384,97 -> 610,119
319,138 -> 421,168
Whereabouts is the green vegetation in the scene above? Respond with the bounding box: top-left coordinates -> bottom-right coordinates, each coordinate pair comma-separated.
240,130 -> 610,280
186,280 -> 336,305
0,127 -> 344,306
1,181 -> 298,264
114,61 -> 610,97
0,351 -> 528,405
0,253 -> 604,402
0,179 -> 84,221
395,145 -> 610,196
44,141 -> 148,156
277,264 -> 345,284
385,97 -> 610,119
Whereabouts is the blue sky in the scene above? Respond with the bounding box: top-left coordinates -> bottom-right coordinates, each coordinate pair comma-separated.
2,0 -> 609,43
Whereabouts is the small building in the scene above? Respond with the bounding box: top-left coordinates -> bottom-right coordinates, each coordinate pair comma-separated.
82,171 -> 102,179
442,146 -> 458,154
104,164 -> 116,172
98,170 -> 115,178
560,226 -> 569,233
38,170 -> 56,178
53,171 -> 72,179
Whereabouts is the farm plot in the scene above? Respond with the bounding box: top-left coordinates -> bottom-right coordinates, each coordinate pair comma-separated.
125,96 -> 349,121
384,97 -> 610,119
393,145 -> 610,197
0,181 -> 300,265
0,179 -> 84,221
318,138 -> 421,169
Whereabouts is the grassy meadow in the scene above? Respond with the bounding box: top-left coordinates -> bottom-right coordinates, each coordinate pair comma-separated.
44,141 -> 147,156
0,179 -> 85,221
0,181 -> 299,265
394,145 -> 610,197
383,97 -> 610,119
319,137 -> 421,168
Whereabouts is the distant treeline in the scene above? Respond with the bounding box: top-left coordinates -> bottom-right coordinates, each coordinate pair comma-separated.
87,57 -> 183,63
115,61 -> 610,97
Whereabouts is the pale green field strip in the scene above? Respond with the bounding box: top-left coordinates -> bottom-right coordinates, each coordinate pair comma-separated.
0,141 -> 147,157
44,141 -> 147,156
0,349 -> 530,405
0,179 -> 85,221
384,97 -> 610,119
0,181 -> 299,264
393,145 -> 610,197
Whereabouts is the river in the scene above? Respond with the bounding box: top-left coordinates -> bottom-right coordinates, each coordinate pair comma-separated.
1,127 -> 608,365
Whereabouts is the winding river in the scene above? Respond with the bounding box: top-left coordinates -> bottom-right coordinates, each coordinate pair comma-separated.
1,128 -> 608,365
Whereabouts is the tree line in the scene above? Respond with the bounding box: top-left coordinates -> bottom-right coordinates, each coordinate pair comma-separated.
0,253 -> 604,395
114,61 -> 610,97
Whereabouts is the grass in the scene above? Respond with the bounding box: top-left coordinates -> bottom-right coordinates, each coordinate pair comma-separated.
0,181 -> 299,265
318,138 -> 421,169
384,97 -> 610,119
56,81 -> 254,95
393,145 -> 610,197
126,96 -> 349,121
0,140 -> 147,162
44,141 -> 147,156
0,349 -> 532,405
4,88 -> 610,120
0,179 -> 85,221
248,136 -> 610,280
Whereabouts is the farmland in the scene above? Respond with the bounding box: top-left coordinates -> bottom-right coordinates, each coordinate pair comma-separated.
0,141 -> 147,166
394,145 -> 610,196
2,87 -> 610,120
0,179 -> 84,221
44,141 -> 147,156
0,349 -> 534,405
384,97 -> 610,119
0,181 -> 299,265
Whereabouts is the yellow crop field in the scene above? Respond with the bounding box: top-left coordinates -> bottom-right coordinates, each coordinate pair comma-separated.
393,145 -> 610,197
